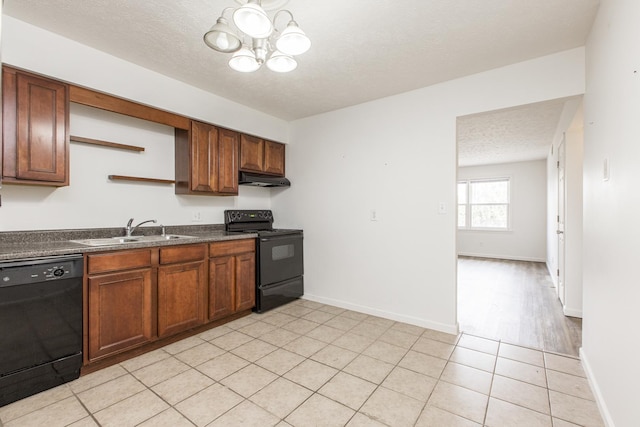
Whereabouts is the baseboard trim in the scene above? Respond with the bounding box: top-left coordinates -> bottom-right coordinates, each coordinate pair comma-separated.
580,348 -> 615,427
563,306 -> 583,318
301,294 -> 459,335
457,252 -> 546,263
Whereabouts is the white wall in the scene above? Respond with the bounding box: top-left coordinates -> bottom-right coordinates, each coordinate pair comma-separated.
273,48 -> 586,333
457,160 -> 547,262
582,0 -> 640,426
0,17 -> 288,231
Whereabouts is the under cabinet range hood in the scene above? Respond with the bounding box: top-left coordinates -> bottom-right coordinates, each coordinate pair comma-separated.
239,172 -> 291,187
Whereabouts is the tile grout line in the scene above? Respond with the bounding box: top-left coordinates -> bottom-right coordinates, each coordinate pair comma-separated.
409,331 -> 462,427
68,385 -> 104,426
337,319 -> 409,426
183,305 -> 357,425
481,336 -> 501,426
1,300 -> 598,427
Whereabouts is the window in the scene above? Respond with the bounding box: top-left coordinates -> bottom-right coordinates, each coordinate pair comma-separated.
458,178 -> 510,230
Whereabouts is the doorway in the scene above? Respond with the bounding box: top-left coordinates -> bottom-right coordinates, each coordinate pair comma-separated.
557,137 -> 566,305
455,98 -> 584,355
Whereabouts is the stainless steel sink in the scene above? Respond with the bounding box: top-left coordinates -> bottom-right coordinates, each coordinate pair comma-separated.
70,235 -> 196,246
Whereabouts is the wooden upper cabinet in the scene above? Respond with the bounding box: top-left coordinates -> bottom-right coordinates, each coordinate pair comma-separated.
217,128 -> 240,193
263,140 -> 285,176
2,67 -> 69,186
239,134 -> 285,177
239,134 -> 263,172
175,120 -> 238,195
190,121 -> 219,193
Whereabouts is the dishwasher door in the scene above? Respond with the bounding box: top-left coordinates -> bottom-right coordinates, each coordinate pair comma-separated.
0,254 -> 83,406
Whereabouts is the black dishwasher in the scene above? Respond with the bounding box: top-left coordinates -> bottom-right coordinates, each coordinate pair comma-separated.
0,254 -> 83,407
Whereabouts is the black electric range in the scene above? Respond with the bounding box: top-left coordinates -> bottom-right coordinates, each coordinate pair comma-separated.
224,210 -> 304,312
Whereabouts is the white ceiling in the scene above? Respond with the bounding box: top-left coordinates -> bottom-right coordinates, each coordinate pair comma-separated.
457,99 -> 569,167
3,0 -> 598,166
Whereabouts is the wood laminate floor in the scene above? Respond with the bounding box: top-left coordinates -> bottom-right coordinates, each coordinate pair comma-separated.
457,256 -> 582,356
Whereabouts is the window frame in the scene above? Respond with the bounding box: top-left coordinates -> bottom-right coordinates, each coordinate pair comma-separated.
457,177 -> 511,231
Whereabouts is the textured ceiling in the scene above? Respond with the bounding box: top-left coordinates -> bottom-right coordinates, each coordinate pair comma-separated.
457,100 -> 568,167
3,0 -> 599,121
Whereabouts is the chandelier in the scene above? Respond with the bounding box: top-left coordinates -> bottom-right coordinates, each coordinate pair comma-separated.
203,0 -> 311,73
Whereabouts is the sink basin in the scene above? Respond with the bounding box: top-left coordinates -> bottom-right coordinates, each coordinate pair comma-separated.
70,235 -> 196,246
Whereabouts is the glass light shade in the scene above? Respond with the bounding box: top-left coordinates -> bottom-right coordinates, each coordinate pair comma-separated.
228,45 -> 261,72
233,1 -> 273,39
203,17 -> 242,53
266,51 -> 297,72
276,21 -> 310,56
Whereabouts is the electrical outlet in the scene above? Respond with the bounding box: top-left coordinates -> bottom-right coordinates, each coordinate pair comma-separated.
438,202 -> 447,215
192,211 -> 202,222
370,209 -> 378,221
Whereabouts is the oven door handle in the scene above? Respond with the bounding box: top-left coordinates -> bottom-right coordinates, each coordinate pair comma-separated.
260,234 -> 303,243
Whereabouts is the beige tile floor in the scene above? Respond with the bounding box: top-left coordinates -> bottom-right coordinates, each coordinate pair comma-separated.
0,300 -> 605,427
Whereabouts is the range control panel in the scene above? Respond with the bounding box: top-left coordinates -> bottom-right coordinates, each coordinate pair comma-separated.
225,210 -> 274,224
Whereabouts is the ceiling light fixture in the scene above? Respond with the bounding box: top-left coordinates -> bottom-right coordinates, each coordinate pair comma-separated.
203,0 -> 310,73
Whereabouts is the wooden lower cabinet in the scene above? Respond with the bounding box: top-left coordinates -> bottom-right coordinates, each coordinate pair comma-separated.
209,239 -> 256,321
235,252 -> 256,312
157,245 -> 207,338
87,268 -> 154,361
209,255 -> 235,321
85,240 -> 254,366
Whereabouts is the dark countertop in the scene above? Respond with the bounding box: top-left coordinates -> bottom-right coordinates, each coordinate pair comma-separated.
0,224 -> 257,261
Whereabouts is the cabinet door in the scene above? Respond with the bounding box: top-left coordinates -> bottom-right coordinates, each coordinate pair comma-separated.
2,69 -> 69,185
263,140 -> 285,176
235,252 -> 256,312
239,134 -> 264,172
88,268 -> 153,361
16,73 -> 68,183
217,128 -> 239,194
208,256 -> 235,321
190,121 -> 218,192
157,261 -> 206,337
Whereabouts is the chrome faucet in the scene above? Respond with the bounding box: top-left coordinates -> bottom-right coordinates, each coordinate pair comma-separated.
126,218 -> 157,237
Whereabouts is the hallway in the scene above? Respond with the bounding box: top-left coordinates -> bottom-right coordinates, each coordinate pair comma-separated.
457,257 -> 582,356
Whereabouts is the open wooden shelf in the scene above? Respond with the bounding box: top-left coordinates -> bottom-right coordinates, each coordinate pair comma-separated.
108,175 -> 175,184
71,135 -> 145,152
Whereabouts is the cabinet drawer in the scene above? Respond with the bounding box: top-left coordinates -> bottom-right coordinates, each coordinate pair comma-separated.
209,239 -> 255,257
160,244 -> 207,265
87,249 -> 152,275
